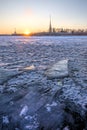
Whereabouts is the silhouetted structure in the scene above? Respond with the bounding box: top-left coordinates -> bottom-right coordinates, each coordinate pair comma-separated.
12,28 -> 24,36
8,17 -> 87,36
49,16 -> 52,33
14,28 -> 17,35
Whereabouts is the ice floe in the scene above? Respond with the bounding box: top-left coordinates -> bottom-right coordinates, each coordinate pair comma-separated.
45,59 -> 69,79
0,68 -> 21,85
20,105 -> 28,117
2,116 -> 9,124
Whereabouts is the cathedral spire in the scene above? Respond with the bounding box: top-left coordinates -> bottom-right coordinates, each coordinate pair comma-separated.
49,15 -> 52,33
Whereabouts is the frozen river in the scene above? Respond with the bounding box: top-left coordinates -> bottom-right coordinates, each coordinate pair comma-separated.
0,36 -> 87,130
0,36 -> 87,70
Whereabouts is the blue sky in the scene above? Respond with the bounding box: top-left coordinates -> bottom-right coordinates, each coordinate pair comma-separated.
0,0 -> 87,34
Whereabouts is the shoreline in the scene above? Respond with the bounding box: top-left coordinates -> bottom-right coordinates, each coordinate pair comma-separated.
0,33 -> 87,36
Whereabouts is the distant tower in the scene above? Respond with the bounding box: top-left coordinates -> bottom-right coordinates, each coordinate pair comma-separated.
14,28 -> 17,34
49,16 -> 52,33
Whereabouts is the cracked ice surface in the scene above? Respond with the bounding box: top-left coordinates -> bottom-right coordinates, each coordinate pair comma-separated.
0,36 -> 87,130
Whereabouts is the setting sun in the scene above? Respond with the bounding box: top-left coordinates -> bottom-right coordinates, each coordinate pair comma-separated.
24,30 -> 31,35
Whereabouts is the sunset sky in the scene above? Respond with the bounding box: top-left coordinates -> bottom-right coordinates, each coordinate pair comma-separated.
0,0 -> 87,34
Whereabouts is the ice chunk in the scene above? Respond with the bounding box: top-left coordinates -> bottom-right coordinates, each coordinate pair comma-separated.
20,105 -> 28,117
3,116 -> 9,124
58,81 -> 62,86
63,126 -> 70,130
0,68 -> 21,85
45,59 -> 69,79
46,102 -> 57,112
15,128 -> 20,130
46,106 -> 51,112
0,85 -> 4,93
19,65 -> 35,71
7,87 -> 17,93
50,101 -> 57,107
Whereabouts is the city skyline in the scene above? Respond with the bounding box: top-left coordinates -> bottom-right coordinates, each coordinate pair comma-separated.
0,0 -> 87,34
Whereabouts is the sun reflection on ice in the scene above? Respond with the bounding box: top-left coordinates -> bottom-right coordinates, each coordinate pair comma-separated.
19,65 -> 35,71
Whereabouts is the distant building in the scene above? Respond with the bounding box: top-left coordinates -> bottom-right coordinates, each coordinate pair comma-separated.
12,28 -> 23,36
14,28 -> 17,35
53,28 -> 56,33
49,16 -> 52,33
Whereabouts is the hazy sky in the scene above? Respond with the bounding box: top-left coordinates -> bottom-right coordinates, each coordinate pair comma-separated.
0,0 -> 87,34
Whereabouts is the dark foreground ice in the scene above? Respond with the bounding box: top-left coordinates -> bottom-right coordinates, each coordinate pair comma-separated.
0,36 -> 87,130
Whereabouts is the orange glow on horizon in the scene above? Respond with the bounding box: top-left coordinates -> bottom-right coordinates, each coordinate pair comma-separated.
24,30 -> 31,35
